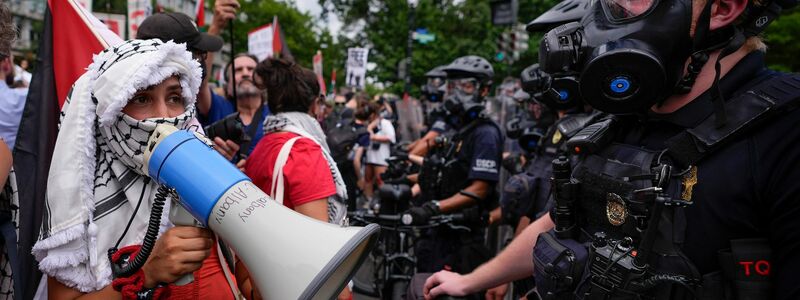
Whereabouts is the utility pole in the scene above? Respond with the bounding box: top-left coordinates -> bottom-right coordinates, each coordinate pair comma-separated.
405,0 -> 417,99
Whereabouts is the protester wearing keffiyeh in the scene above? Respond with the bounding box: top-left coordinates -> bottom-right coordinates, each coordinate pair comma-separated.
32,39 -> 201,292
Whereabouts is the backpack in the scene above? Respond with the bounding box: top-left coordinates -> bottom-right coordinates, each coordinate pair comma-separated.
325,119 -> 365,163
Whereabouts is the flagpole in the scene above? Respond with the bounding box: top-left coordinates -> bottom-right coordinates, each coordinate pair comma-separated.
229,19 -> 237,101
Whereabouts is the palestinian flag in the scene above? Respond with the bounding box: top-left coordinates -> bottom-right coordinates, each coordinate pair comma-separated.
195,0 -> 205,27
13,0 -> 121,297
272,16 -> 293,61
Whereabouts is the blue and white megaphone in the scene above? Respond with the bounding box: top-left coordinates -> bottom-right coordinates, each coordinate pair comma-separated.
143,125 -> 379,300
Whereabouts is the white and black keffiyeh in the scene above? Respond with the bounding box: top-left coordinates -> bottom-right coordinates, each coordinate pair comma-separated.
32,39 -> 201,292
264,112 -> 349,224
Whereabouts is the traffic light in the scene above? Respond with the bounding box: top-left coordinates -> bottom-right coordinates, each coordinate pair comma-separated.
497,24 -> 529,63
510,24 -> 529,61
496,31 -> 511,62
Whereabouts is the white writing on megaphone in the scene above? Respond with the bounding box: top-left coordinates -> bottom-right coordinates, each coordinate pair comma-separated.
213,181 -> 270,225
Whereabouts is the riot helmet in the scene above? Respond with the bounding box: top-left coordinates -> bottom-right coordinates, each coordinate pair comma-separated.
422,65 -> 447,102
442,55 -> 494,127
526,0 -> 593,32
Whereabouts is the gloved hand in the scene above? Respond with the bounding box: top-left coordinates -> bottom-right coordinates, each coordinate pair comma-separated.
402,201 -> 440,225
394,152 -> 410,161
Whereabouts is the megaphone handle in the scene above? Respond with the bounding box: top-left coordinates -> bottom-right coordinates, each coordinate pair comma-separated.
170,201 -> 201,286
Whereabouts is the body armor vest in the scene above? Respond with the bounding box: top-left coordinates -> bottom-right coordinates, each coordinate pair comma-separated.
418,119 -> 499,202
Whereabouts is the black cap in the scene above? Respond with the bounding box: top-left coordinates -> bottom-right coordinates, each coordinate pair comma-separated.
136,12 -> 223,52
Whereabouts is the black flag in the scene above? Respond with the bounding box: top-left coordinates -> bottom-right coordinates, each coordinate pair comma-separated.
12,8 -> 58,299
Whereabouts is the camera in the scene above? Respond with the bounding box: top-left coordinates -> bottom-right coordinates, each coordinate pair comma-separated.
203,112 -> 251,146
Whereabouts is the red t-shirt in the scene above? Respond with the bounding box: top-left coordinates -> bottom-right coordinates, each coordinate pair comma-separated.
167,239 -> 235,299
245,132 -> 337,210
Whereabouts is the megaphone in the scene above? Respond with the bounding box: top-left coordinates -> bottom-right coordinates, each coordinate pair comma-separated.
142,125 -> 380,300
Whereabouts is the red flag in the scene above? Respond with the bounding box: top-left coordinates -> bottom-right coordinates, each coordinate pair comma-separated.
331,68 -> 337,95
49,0 -> 122,107
195,0 -> 205,27
272,16 -> 282,55
313,51 -> 326,95
271,16 -> 294,61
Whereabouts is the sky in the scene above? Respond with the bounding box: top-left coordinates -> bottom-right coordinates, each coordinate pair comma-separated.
294,0 -> 344,37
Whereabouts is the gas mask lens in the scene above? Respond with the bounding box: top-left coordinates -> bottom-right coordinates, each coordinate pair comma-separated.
448,78 -> 480,96
427,77 -> 444,89
601,0 -> 657,22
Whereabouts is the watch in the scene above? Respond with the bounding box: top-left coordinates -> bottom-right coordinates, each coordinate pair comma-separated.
431,200 -> 441,212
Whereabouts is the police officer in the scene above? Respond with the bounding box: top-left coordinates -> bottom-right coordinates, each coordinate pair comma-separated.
496,62 -> 605,299
423,0 -> 800,298
404,56 -> 503,279
408,65 -> 451,156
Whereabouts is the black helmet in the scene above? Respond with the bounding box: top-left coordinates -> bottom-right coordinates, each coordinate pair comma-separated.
423,65 -> 448,102
425,65 -> 447,78
526,0 -> 591,33
443,55 -> 494,84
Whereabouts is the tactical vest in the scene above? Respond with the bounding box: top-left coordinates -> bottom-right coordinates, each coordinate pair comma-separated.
532,73 -> 800,300
418,118 -> 500,202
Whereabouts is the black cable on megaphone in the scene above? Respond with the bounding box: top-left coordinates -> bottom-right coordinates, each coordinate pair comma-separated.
108,181 -> 170,278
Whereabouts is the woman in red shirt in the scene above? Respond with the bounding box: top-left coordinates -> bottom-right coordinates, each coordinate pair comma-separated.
243,58 -> 352,299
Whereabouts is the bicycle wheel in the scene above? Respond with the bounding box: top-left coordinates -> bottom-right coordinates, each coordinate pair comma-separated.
389,280 -> 409,300
351,250 -> 381,297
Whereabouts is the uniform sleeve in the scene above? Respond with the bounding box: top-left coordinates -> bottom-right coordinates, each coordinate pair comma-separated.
755,109 -> 800,299
283,139 -> 337,208
467,126 -> 502,182
198,90 -> 235,127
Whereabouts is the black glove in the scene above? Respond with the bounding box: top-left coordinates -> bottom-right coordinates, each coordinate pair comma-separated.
394,152 -> 409,161
402,201 -> 440,225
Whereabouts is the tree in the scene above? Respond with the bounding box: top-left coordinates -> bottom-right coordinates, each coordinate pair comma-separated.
213,0 -> 343,83
320,0 -> 558,95
763,7 -> 800,72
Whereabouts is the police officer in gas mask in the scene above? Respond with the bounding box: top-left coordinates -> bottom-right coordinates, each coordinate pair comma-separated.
423,0 -> 800,298
408,65 -> 451,156
405,55 -> 504,279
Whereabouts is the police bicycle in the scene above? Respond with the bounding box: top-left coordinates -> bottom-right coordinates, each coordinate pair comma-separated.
348,210 -> 475,300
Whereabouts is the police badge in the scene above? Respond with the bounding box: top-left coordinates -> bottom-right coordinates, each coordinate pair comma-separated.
681,166 -> 698,201
606,193 -> 627,226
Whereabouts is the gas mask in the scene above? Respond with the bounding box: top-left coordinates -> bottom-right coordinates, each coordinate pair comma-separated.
506,101 -> 554,153
443,78 -> 485,127
521,64 -> 582,111
422,77 -> 446,103
518,126 -> 547,153
506,116 -> 547,153
539,0 -> 695,114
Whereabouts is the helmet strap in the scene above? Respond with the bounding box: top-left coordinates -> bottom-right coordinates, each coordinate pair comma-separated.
674,0 -> 715,95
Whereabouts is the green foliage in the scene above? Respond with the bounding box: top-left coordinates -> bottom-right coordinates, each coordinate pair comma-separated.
763,7 -> 800,72
321,0 -> 557,95
92,0 -> 127,14
213,0 -> 344,82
